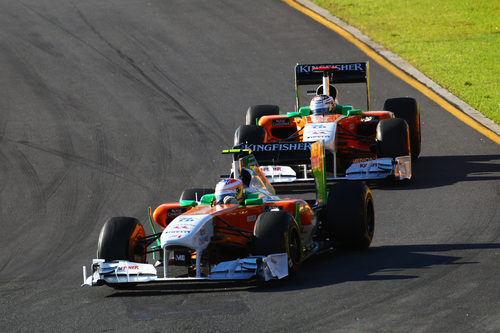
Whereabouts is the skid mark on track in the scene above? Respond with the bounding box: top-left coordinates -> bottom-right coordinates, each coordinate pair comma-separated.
72,4 -> 225,143
18,1 -> 226,144
15,139 -> 151,191
73,6 -> 195,119
0,148 -> 11,198
8,145 -> 46,214
127,33 -> 228,139
61,126 -> 111,251
17,1 -> 119,70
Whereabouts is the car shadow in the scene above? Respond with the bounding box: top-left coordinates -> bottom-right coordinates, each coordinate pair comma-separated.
104,242 -> 500,297
249,242 -> 500,293
104,279 -> 259,298
274,154 -> 500,193
369,154 -> 500,190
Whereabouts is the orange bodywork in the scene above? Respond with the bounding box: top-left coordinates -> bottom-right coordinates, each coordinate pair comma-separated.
258,111 -> 393,156
153,203 -> 193,228
152,199 -> 316,248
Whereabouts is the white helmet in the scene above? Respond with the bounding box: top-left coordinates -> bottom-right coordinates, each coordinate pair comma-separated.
310,94 -> 335,115
215,178 -> 245,204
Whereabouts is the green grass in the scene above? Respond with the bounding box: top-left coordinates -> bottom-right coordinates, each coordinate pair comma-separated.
310,0 -> 500,125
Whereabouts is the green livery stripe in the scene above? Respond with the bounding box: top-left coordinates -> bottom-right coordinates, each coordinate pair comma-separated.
311,140 -> 327,206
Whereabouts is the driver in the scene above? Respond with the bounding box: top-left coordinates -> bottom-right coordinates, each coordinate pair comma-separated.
310,94 -> 335,115
214,178 -> 245,205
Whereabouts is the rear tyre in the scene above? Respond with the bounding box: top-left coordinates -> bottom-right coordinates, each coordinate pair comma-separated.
383,97 -> 421,158
234,124 -> 266,146
253,211 -> 301,275
376,118 -> 410,158
179,188 -> 213,201
245,105 -> 280,125
326,182 -> 374,250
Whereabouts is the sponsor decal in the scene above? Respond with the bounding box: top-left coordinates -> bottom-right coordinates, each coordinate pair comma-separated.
167,208 -> 187,217
247,215 -> 257,222
352,157 -> 376,164
303,123 -> 335,142
171,251 -> 191,264
239,142 -> 311,152
359,163 -> 378,168
117,265 -> 139,271
264,205 -> 283,212
171,225 -> 190,229
172,229 -> 189,233
297,63 -> 365,73
177,217 -> 195,222
361,115 -> 379,122
260,166 -> 282,172
272,118 -> 291,126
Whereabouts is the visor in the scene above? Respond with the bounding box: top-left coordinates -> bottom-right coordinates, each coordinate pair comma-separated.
215,189 -> 236,203
312,106 -> 329,115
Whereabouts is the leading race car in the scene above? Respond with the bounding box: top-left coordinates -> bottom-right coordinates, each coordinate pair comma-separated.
233,62 -> 421,183
82,147 -> 374,288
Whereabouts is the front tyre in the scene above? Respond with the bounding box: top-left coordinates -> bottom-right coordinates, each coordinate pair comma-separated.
376,118 -> 410,158
253,211 -> 301,275
97,216 -> 147,263
326,182 -> 374,250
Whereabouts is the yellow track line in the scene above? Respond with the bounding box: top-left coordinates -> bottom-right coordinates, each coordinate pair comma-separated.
282,0 -> 500,145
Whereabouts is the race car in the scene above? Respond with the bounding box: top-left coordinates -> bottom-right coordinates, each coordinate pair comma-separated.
82,147 -> 374,288
233,62 -> 421,183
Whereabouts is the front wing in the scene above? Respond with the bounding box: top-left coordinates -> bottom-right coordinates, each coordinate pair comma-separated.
234,142 -> 411,183
82,253 -> 288,287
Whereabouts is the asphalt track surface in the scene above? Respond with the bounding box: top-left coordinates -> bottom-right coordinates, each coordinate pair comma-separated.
1,1 -> 499,332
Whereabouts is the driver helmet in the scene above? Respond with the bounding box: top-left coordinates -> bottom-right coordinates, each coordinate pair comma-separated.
310,94 -> 335,115
215,178 -> 244,204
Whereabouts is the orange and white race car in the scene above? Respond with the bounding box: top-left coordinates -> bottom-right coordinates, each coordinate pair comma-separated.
233,62 -> 421,183
82,148 -> 374,288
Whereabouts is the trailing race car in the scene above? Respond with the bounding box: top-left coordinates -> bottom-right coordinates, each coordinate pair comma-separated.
82,147 -> 374,288
233,62 -> 421,183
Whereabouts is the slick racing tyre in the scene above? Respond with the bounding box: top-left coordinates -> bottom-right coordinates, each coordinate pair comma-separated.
383,97 -> 421,158
179,188 -> 214,202
326,182 -> 374,250
253,211 -> 301,275
234,124 -> 266,146
97,216 -> 147,263
376,118 -> 410,158
245,104 -> 280,125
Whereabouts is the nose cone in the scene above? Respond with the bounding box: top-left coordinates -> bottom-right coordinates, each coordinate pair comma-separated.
160,214 -> 213,251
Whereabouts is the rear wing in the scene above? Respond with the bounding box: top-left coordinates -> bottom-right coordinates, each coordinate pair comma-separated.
295,62 -> 370,110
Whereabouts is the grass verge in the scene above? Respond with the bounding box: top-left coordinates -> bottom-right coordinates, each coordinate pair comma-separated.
310,0 -> 499,125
